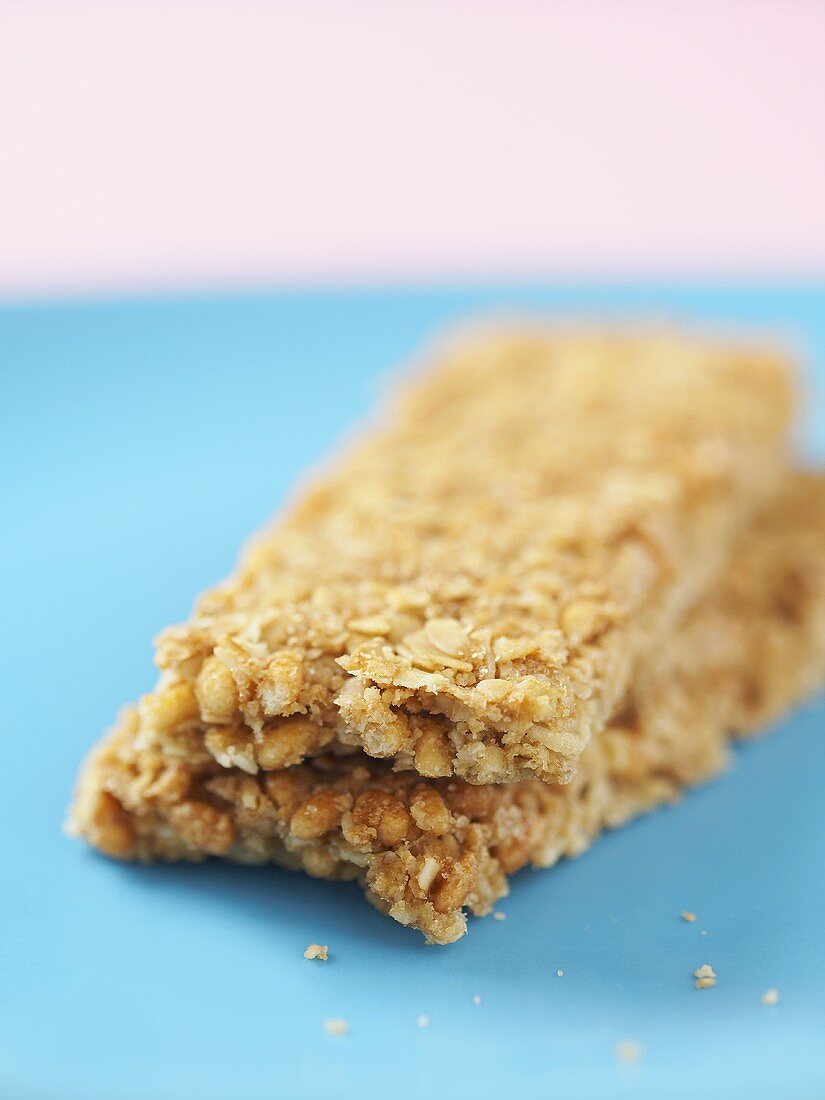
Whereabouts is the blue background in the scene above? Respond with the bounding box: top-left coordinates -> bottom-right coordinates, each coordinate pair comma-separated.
2,285 -> 824,1100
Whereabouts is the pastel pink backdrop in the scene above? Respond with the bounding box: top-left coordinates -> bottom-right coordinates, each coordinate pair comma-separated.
1,0 -> 824,296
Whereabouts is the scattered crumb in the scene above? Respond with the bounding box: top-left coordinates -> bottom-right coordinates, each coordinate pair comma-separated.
694,964 -> 717,989
324,1018 -> 349,1036
700,930 -> 708,936
556,969 -> 564,977
304,943 -> 329,961
472,995 -> 482,1005
761,987 -> 780,1006
492,911 -> 506,921
416,1015 -> 430,1028
681,911 -> 697,923
615,1039 -> 643,1064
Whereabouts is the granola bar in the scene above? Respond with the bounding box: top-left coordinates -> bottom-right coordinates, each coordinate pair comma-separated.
126,330 -> 794,785
71,474 -> 825,944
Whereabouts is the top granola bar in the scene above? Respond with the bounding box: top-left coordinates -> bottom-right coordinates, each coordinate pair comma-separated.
139,328 -> 794,783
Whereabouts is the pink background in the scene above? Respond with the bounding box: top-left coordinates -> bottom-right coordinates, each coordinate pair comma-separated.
1,0 -> 824,297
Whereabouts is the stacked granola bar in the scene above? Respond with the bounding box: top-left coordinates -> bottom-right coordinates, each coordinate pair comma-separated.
70,329 -> 825,943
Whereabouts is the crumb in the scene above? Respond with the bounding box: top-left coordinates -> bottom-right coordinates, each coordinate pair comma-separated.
416,1015 -> 430,1028
472,995 -> 482,1005
492,911 -> 506,921
694,964 -> 717,989
761,987 -> 779,1006
700,930 -> 708,936
556,969 -> 564,977
304,943 -> 329,961
681,911 -> 697,922
615,1039 -> 643,1064
324,1018 -> 349,1036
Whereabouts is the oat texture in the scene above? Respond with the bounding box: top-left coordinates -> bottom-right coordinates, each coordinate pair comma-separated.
123,330 -> 793,785
71,475 -> 825,944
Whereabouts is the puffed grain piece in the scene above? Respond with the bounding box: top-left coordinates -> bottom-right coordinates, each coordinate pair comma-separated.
70,474 -> 825,943
126,329 -> 795,784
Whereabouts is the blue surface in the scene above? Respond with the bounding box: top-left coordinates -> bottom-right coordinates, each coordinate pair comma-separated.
2,284 -> 825,1100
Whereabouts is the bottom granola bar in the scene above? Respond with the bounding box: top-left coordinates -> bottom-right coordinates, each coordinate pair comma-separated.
70,475 -> 825,944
